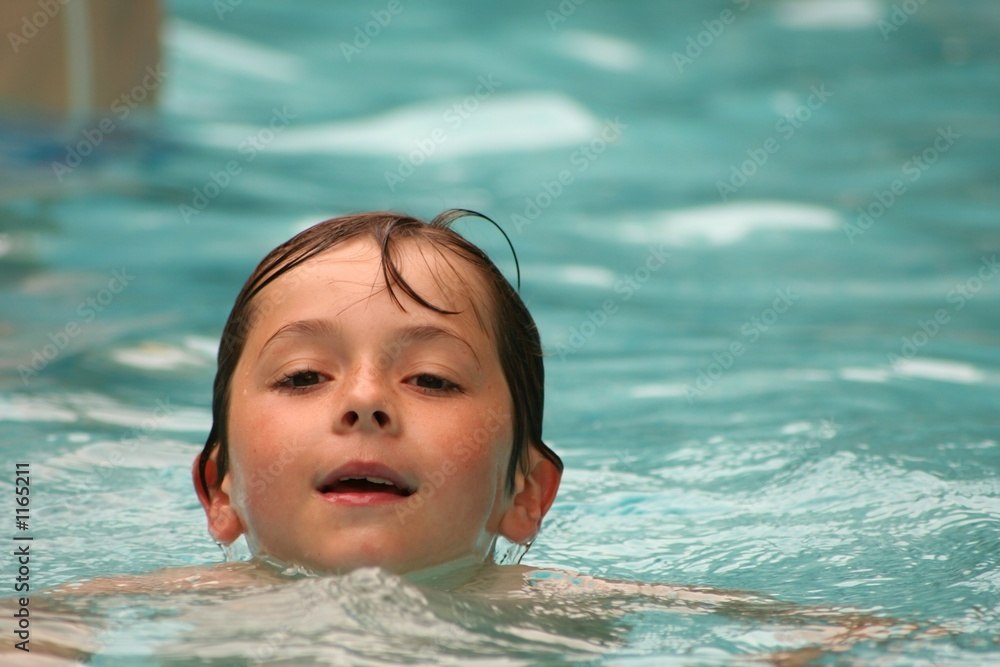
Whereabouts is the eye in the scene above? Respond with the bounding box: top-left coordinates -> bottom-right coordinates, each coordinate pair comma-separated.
408,373 -> 461,394
273,369 -> 325,393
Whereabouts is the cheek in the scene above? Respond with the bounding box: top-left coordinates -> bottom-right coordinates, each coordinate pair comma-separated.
240,449 -> 295,494
226,402 -> 308,517
442,419 -> 512,506
230,389 -> 313,462
446,413 -> 506,468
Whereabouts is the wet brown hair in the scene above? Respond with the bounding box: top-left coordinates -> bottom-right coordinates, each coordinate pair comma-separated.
196,210 -> 562,502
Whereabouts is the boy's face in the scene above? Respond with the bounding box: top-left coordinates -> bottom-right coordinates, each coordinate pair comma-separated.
214,237 -> 519,573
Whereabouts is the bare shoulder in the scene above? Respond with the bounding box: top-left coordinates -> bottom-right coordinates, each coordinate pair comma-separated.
450,563 -> 754,609
44,561 -> 282,597
500,566 -> 949,659
510,566 -> 756,607
0,562 -> 286,665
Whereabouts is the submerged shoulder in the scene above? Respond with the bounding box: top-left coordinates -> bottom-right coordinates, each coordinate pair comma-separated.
524,568 -> 759,606
457,563 -> 752,607
44,561 -> 281,597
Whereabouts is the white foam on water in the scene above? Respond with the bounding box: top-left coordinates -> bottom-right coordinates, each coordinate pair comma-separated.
839,367 -> 893,383
165,19 -> 305,82
187,92 -> 599,158
183,336 -> 220,359
890,358 -> 986,384
47,439 -> 200,471
80,404 -> 211,432
0,394 -> 77,423
775,0 -> 881,29
616,201 -> 840,246
28,392 -> 213,432
112,342 -> 207,371
629,384 -> 688,398
558,30 -> 643,71
542,264 -> 618,288
780,421 -> 813,435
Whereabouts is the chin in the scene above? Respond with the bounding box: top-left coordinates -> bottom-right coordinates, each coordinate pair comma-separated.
253,530 -> 476,576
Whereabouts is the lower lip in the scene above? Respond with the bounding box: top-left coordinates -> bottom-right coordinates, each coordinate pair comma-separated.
317,490 -> 411,507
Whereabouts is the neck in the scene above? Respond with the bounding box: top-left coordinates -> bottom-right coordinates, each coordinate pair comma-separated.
403,555 -> 487,589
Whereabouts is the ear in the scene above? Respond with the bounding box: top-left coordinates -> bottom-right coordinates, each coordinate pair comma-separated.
498,448 -> 562,545
192,454 -> 244,544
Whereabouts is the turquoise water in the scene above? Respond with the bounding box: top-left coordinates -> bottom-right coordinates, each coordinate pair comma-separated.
2,0 -> 999,664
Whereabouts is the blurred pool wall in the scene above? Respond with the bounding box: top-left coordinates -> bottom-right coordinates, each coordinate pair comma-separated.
1,0 -> 998,664
0,0 -> 163,121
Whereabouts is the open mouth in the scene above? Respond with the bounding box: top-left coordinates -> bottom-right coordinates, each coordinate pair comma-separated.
319,476 -> 413,497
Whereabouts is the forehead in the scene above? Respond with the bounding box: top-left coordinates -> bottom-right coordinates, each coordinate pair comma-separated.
250,236 -> 495,337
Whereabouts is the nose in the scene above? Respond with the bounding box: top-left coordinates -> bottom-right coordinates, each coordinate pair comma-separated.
334,364 -> 396,435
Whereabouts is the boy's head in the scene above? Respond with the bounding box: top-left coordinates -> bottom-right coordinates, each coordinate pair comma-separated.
194,211 -> 562,574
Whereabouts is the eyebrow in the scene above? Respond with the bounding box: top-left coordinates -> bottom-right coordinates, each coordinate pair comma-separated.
258,318 -> 341,360
257,318 -> 480,367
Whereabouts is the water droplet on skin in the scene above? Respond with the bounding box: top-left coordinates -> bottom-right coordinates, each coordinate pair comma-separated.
493,535 -> 529,565
219,536 -> 252,562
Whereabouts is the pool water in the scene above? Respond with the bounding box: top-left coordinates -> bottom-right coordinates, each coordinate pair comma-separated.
1,0 -> 998,664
